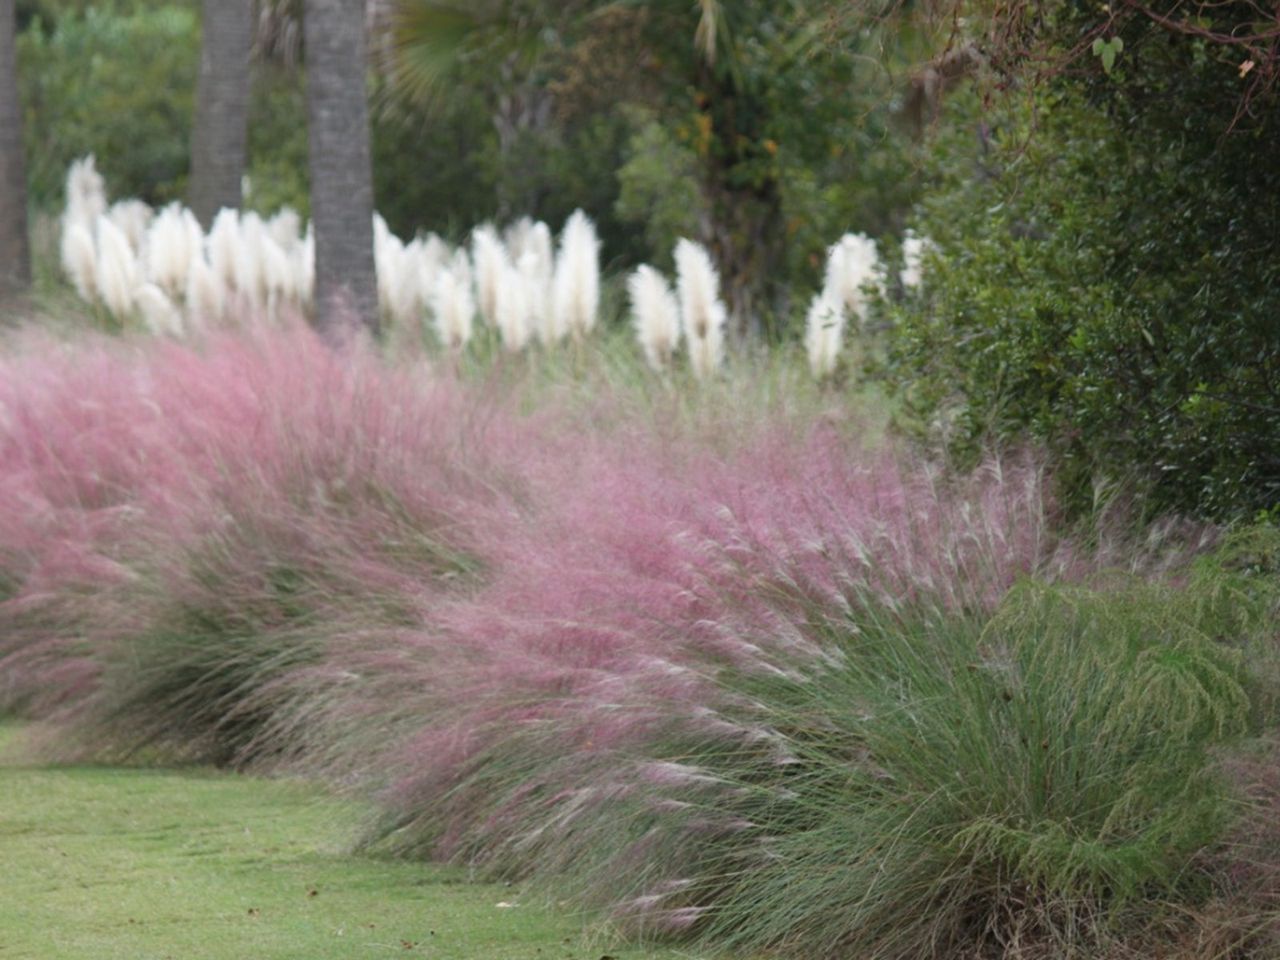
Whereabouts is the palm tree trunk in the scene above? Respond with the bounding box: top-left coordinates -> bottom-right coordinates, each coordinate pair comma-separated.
305,0 -> 378,339
189,0 -> 252,229
0,0 -> 30,302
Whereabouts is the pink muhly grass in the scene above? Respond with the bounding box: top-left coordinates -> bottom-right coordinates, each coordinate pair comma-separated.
347,417 -> 1217,925
0,321 -> 532,753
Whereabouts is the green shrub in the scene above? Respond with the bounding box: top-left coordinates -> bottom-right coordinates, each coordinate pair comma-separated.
883,79 -> 1280,520
642,565 -> 1278,957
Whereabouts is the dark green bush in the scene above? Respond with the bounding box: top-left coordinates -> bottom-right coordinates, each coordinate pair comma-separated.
884,52 -> 1280,520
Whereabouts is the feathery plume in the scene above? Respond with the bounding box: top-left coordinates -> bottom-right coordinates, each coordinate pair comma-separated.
295,225 -> 316,309
628,265 -> 681,372
234,212 -> 270,313
552,210 -> 601,340
471,225 -> 507,327
823,233 -> 881,327
900,231 -> 933,291
144,203 -> 203,299
431,264 -> 475,350
494,259 -> 533,352
674,239 -> 727,380
60,222 -> 99,305
409,235 -> 447,318
259,232 -> 293,318
267,207 -> 303,250
207,209 -> 241,298
135,282 -> 185,338
94,215 -> 141,320
185,252 -> 225,328
63,156 -> 107,228
108,199 -> 154,253
804,292 -> 846,380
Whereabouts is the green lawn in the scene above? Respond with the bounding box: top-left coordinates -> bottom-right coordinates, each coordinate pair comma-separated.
0,725 -> 704,960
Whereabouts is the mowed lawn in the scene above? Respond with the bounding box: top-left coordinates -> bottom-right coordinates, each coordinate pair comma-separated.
0,725 -> 701,960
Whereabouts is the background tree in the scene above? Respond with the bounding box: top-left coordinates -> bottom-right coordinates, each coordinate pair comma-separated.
0,0 -> 29,301
880,0 -> 1280,519
386,0 -> 911,339
189,0 -> 253,228
305,0 -> 378,338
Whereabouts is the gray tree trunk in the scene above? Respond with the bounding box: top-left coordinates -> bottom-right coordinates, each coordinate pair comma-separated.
0,0 -> 30,301
305,0 -> 378,339
189,0 -> 252,229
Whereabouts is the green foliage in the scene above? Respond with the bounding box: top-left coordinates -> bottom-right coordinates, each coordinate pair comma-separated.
614,112 -> 703,270
662,567 -> 1274,957
244,64 -> 312,218
18,4 -> 199,207
884,79 -> 1280,519
371,84 -> 499,240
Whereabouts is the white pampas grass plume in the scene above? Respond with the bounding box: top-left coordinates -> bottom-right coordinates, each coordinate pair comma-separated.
628,264 -> 681,371
233,212 -> 270,312
144,203 -> 203,298
94,215 -> 141,320
504,216 -> 535,261
494,259 -> 533,352
108,199 -> 153,253
431,265 -> 475,350
900,231 -> 933,291
823,232 -> 881,326
267,207 -> 303,250
552,210 -> 600,340
207,208 -> 241,296
471,225 -> 507,326
804,292 -> 846,380
373,214 -> 397,313
505,218 -> 554,272
449,247 -> 472,293
375,220 -> 422,329
61,221 -> 99,304
186,252 -> 225,327
135,282 -> 184,337
294,225 -> 315,308
408,235 -> 446,315
517,250 -> 551,346
674,238 -> 727,380
63,156 -> 107,228
259,233 -> 293,317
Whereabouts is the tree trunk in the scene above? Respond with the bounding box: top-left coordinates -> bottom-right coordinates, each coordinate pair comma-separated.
189,0 -> 252,229
305,0 -> 378,339
0,0 -> 30,302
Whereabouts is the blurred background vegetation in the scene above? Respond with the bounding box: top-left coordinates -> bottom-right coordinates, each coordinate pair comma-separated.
9,0 -> 1280,522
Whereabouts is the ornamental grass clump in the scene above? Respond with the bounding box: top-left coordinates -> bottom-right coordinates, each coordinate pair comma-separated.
343,427 -> 1277,958
351,443 -> 1092,867
645,577 -> 1266,959
0,321 -> 528,762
